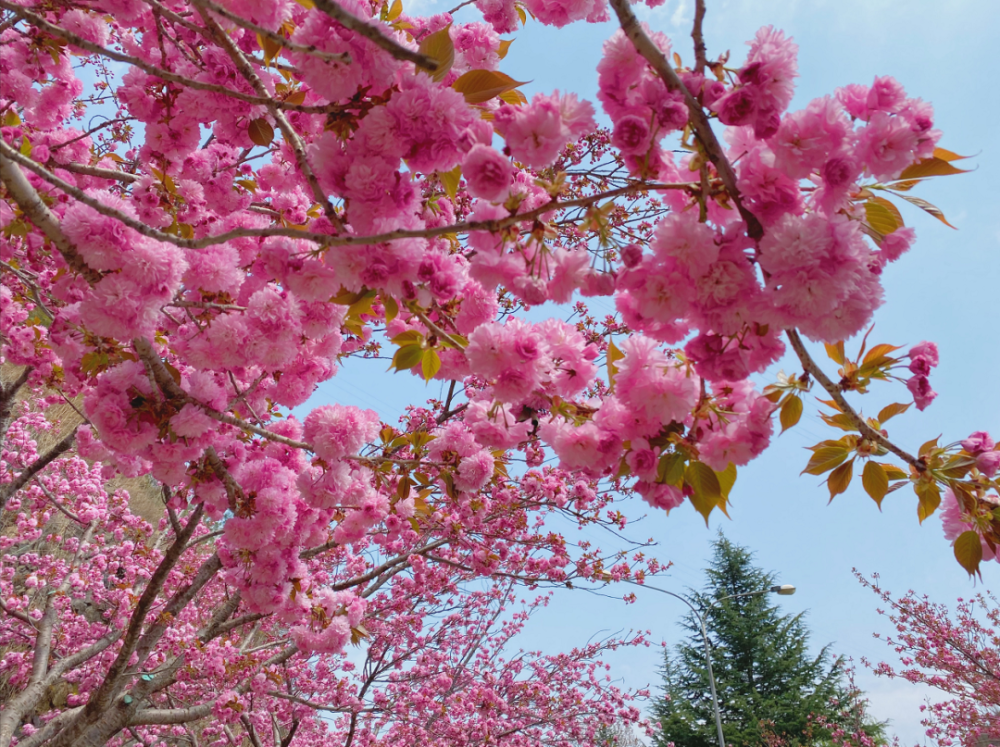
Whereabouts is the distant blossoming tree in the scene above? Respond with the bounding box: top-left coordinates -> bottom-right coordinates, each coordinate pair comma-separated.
858,573 -> 1000,747
0,0 -> 995,743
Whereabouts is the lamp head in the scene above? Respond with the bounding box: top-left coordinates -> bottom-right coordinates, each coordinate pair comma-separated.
771,584 -> 796,596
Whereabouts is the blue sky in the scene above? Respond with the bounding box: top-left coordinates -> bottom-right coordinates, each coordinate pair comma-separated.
315,0 -> 1000,741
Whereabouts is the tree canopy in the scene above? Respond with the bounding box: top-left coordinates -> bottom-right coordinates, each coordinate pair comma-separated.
0,0 -> 997,744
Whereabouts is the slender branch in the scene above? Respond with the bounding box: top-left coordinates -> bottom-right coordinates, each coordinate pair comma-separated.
7,143 -> 695,251
311,0 -> 437,70
0,141 -> 102,283
171,0 -> 350,63
12,707 -> 85,747
0,427 -> 78,510
132,336 -> 312,450
0,1 -> 337,113
266,691 -> 360,712
411,307 -> 464,350
52,161 -> 138,183
692,0 -> 708,74
280,719 -> 300,747
33,477 -> 85,524
0,364 -> 32,446
0,594 -> 34,626
82,504 -> 205,717
192,4 -> 344,231
330,538 -> 449,591
785,328 -> 923,470
607,0 -> 763,241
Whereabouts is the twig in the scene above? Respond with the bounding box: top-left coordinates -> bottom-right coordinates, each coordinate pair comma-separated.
692,0 -> 708,74
0,141 -> 102,283
785,328 -> 923,470
312,0 -> 437,71
33,478 -> 84,524
173,0 -> 350,63
193,4 -> 344,231
607,0 -> 763,241
0,428 -> 78,510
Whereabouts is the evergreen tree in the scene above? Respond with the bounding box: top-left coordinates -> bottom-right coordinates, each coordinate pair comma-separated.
652,534 -> 883,747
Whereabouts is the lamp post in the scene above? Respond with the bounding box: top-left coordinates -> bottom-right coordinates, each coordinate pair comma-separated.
630,582 -> 796,747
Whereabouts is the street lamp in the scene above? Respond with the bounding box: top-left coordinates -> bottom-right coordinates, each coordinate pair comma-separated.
628,581 -> 796,747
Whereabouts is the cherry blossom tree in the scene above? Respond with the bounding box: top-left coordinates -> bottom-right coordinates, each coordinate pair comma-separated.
0,0 -> 996,743
858,573 -> 1000,747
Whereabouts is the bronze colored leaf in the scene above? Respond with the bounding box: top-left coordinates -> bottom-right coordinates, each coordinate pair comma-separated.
418,25 -> 454,82
864,200 -> 899,236
452,69 -> 528,105
248,118 -> 274,147
862,461 -> 888,508
877,402 -> 910,423
827,458 -> 854,499
779,395 -> 803,434
953,530 -> 983,577
802,446 -> 850,476
896,194 -> 957,229
898,156 -> 970,180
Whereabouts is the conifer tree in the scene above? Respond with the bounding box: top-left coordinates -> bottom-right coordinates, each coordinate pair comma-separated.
652,535 -> 883,747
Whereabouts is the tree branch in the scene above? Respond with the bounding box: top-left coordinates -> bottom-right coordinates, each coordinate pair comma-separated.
0,365 -> 32,447
607,0 -> 763,241
692,0 -> 708,74
785,328 -> 923,470
311,0 -> 437,71
0,141 -> 102,283
0,427 -> 78,511
193,3 -> 344,231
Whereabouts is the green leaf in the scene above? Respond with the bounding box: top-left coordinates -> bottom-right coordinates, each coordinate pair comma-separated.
656,452 -> 685,486
895,194 -> 957,229
864,200 -> 899,236
827,458 -> 854,499
418,24 -> 454,82
862,461 -> 889,508
391,330 -> 424,345
715,462 -> 737,499
421,348 -> 441,381
248,118 -> 274,147
383,295 -> 399,323
953,530 -> 983,577
347,289 -> 378,318
871,196 -> 904,229
391,344 -> 424,372
877,402 -> 910,423
452,69 -> 528,105
802,446 -> 850,476
685,461 -> 722,516
779,395 -> 802,434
